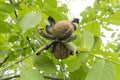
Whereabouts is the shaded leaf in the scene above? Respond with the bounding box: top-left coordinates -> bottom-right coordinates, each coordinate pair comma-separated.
33,54 -> 57,74
70,67 -> 87,80
8,34 -> 19,42
92,36 -> 102,49
64,52 -> 88,72
0,20 -> 11,33
0,2 -> 21,13
73,29 -> 81,47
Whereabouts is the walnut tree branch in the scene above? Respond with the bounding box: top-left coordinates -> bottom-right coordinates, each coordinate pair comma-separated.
43,75 -> 70,80
0,41 -> 55,72
35,40 -> 57,55
1,75 -> 20,80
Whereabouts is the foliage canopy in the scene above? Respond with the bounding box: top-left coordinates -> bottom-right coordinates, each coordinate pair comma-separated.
0,0 -> 120,80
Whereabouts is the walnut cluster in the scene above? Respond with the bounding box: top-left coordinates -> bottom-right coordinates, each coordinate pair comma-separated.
38,16 -> 79,59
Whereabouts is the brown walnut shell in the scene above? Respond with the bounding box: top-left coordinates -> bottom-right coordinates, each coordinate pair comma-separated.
53,20 -> 74,40
53,42 -> 72,59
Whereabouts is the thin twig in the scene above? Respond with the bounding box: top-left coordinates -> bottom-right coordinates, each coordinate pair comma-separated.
0,56 -> 9,67
1,75 -> 20,80
43,75 -> 70,80
9,0 -> 18,19
14,10 -> 18,19
31,31 -> 43,45
26,36 -> 35,52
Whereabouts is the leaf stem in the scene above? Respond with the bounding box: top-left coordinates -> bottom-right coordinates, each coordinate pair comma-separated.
31,31 -> 43,45
88,52 -> 120,65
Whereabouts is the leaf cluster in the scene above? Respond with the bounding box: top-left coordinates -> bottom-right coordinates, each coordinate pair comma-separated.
0,0 -> 120,80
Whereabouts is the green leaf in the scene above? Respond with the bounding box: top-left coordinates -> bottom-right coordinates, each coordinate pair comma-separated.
85,60 -> 116,80
64,52 -> 88,72
42,3 -> 53,12
0,20 -> 11,33
79,30 -> 94,50
0,2 -> 21,13
36,0 -> 43,8
20,68 -> 44,80
42,3 -> 67,21
80,7 -> 96,24
7,51 -> 18,61
8,34 -> 19,42
0,12 -> 8,20
70,67 -> 87,80
92,36 -> 102,49
106,11 -> 120,26
85,21 -> 100,37
44,0 -> 57,8
33,54 -> 57,74
18,12 -> 41,32
73,29 -> 81,47
115,65 -> 120,80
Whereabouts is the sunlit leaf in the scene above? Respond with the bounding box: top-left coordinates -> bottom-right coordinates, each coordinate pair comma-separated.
20,68 -> 44,80
44,0 -> 57,8
79,30 -> 94,51
106,11 -> 120,26
80,7 -> 96,24
18,12 -> 41,32
36,0 -> 43,8
85,21 -> 100,37
115,65 -> 120,80
85,60 -> 116,80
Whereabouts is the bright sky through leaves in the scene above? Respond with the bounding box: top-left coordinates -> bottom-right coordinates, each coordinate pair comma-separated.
65,0 -> 120,45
